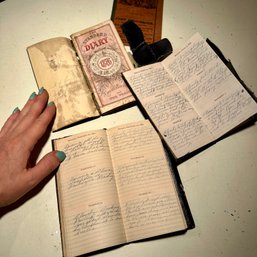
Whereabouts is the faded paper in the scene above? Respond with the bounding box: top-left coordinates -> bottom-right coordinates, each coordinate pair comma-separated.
27,37 -> 99,131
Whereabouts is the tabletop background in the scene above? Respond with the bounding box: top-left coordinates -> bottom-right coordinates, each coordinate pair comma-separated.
0,1 -> 257,257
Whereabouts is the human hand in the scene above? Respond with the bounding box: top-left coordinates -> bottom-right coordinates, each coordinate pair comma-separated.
0,88 -> 65,207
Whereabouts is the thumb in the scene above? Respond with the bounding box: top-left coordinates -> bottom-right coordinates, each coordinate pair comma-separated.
26,151 -> 66,188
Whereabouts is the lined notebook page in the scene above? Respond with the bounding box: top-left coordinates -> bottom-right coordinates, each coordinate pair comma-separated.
163,32 -> 257,138
54,130 -> 126,257
123,64 -> 214,158
107,120 -> 187,242
123,33 -> 257,159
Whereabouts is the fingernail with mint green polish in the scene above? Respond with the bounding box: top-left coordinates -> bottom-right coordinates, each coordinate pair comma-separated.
48,101 -> 55,106
29,92 -> 37,100
12,107 -> 20,114
56,151 -> 66,162
38,87 -> 45,94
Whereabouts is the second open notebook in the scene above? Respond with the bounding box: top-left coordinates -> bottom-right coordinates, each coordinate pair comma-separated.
123,33 -> 257,161
53,119 -> 193,257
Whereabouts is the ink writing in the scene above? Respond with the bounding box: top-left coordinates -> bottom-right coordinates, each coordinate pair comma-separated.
63,135 -> 107,161
72,205 -> 122,236
123,194 -> 181,230
68,168 -> 113,189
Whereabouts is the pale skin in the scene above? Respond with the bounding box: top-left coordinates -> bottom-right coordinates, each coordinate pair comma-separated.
0,88 -> 65,207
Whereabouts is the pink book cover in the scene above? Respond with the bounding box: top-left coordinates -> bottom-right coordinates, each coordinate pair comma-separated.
71,20 -> 134,109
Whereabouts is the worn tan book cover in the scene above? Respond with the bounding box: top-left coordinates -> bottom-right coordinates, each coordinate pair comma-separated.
27,20 -> 135,131
53,120 -> 192,257
111,0 -> 164,45
123,33 -> 257,160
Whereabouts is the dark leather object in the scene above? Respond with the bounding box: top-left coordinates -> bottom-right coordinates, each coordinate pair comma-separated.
121,20 -> 172,66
